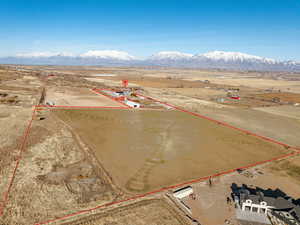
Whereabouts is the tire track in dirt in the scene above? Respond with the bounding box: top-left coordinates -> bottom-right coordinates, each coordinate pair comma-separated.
125,123 -> 175,192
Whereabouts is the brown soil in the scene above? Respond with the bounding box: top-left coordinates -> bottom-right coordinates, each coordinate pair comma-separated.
2,65 -> 300,225
0,112 -> 117,225
253,92 -> 300,104
184,159 -> 300,225
55,109 -> 289,194
63,199 -> 189,225
165,87 -> 225,99
143,89 -> 300,146
99,75 -> 228,89
46,87 -> 124,107
270,155 -> 300,181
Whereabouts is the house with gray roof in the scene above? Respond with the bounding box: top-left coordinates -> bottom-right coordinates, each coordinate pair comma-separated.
231,184 -> 300,225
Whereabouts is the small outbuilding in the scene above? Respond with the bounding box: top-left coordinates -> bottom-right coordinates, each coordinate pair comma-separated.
125,100 -> 140,108
46,101 -> 55,106
173,186 -> 193,199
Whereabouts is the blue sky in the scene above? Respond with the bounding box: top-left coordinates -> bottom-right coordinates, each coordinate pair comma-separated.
0,0 -> 299,60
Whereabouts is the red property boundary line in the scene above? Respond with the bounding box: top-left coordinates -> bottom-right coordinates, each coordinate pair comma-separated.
35,88 -> 135,110
35,91 -> 300,224
36,150 -> 300,225
0,106 -> 37,216
136,93 -> 300,152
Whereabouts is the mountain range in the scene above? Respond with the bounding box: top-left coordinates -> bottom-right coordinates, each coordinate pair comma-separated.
1,50 -> 299,72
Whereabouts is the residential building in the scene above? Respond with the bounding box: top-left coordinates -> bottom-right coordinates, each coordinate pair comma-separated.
232,184 -> 300,225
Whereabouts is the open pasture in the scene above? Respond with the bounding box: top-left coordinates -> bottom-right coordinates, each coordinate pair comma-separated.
55,109 -> 289,194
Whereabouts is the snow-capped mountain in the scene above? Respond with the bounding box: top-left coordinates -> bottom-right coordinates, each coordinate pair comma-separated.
79,50 -> 136,60
149,51 -> 193,60
15,50 -> 136,61
147,51 -> 299,71
1,50 -> 299,72
147,51 -> 194,67
16,52 -> 75,58
1,50 -> 139,66
198,51 -> 277,64
190,51 -> 299,71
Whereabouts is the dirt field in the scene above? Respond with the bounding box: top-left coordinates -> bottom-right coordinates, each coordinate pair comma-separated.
184,76 -> 300,93
55,109 -> 289,194
254,105 -> 300,120
46,87 -> 125,107
0,69 -> 42,220
252,92 -> 300,104
2,65 -> 300,225
0,111 -> 118,225
142,88 -> 300,146
183,156 -> 300,225
85,77 -> 139,88
165,87 -> 225,99
0,106 -> 33,206
97,74 -> 224,89
63,199 -> 189,225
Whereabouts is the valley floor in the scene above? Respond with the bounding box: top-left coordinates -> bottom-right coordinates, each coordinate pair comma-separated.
0,65 -> 299,225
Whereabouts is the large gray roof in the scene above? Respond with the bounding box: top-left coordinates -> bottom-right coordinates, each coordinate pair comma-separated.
263,197 -> 275,206
235,185 -> 299,211
274,197 -> 296,210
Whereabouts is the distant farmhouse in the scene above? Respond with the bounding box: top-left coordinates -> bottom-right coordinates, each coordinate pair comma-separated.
232,184 -> 300,225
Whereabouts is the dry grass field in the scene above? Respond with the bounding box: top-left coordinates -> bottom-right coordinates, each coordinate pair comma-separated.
165,87 -> 225,99
1,111 -> 118,225
1,65 -> 300,225
254,105 -> 300,120
253,92 -> 300,103
63,199 -> 189,225
55,109 -> 289,194
184,76 -> 300,92
46,87 -> 124,107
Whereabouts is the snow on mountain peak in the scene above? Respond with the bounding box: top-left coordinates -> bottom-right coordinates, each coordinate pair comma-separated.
10,50 -> 300,71
200,51 -> 277,64
150,51 -> 193,60
16,52 -> 74,58
79,50 -> 136,60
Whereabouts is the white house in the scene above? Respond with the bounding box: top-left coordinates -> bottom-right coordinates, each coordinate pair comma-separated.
241,197 -> 274,214
233,185 -> 300,225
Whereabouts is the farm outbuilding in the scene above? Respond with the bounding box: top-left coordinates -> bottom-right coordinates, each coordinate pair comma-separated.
125,100 -> 140,108
173,186 -> 193,199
